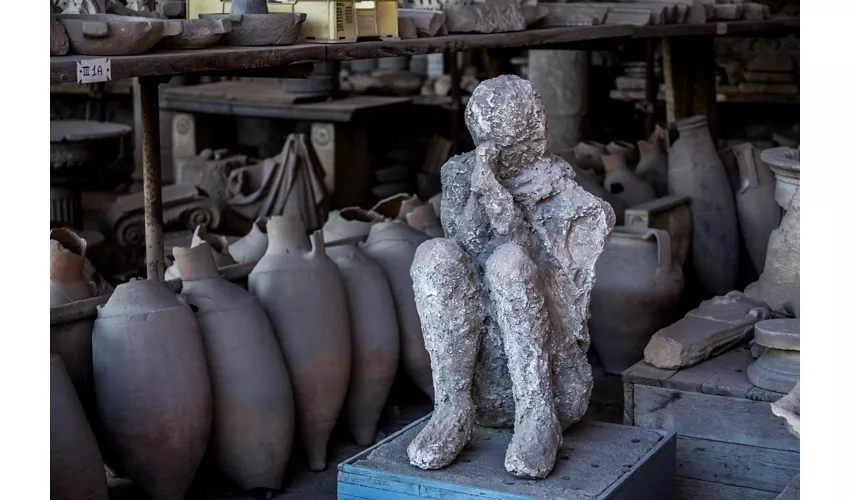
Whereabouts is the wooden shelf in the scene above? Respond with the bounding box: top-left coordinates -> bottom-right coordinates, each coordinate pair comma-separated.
50,18 -> 799,83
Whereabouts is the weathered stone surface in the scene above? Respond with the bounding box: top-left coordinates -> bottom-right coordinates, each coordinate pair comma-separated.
754,318 -> 799,351
775,475 -> 800,500
51,11 -> 70,56
406,75 -> 615,479
444,4 -> 527,34
747,319 -> 799,394
771,381 -> 799,439
643,291 -> 775,370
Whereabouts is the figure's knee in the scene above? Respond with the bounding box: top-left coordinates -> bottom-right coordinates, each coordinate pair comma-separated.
485,243 -> 537,288
411,238 -> 477,286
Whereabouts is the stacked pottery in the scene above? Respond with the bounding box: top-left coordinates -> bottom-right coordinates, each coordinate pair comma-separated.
248,217 -> 351,471
362,222 -> 434,400
590,227 -> 684,374
668,115 -> 739,295
93,279 -> 212,500
733,143 -> 781,274
175,243 -> 295,491
602,154 -> 656,207
326,243 -> 400,446
229,217 -> 269,264
51,354 -> 108,500
50,229 -> 96,413
323,207 -> 387,244
635,133 -> 669,196
372,193 -> 444,237
744,147 -> 800,314
606,140 -> 638,165
165,224 -> 237,279
574,140 -> 606,174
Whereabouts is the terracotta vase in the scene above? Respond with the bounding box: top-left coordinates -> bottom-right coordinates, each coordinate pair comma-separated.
175,243 -> 295,490
406,203 -> 444,238
229,217 -> 269,264
51,354 -> 108,500
362,222 -> 434,400
371,193 -> 424,221
635,136 -> 669,196
323,207 -> 387,244
248,217 -> 352,471
165,224 -> 237,279
733,143 -> 781,274
93,279 -> 212,500
574,140 -> 606,173
326,243 -> 400,446
50,229 -> 97,414
668,115 -> 739,295
574,166 -> 626,224
602,154 -> 657,207
590,227 -> 684,374
606,140 -> 638,165
744,147 -> 800,315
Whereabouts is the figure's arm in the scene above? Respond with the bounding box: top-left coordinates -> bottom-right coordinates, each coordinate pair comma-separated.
470,142 -> 525,236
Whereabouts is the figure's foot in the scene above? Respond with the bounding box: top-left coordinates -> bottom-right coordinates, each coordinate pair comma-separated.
505,406 -> 562,479
407,399 -> 475,470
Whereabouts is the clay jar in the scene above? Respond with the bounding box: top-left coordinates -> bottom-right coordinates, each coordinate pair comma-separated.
590,227 -> 684,374
175,243 -> 295,490
51,354 -> 108,500
635,136 -> 669,196
326,244 -> 400,446
362,222 -> 434,400
606,140 -> 638,165
248,217 -> 352,471
573,166 -> 626,225
323,207 -> 387,244
733,143 -> 780,274
93,279 -> 212,500
165,224 -> 236,280
229,217 -> 269,264
50,229 -> 96,414
574,140 -> 606,174
602,154 -> 657,207
668,115 -> 739,295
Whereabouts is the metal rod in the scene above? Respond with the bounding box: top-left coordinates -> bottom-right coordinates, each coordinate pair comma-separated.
139,77 -> 166,281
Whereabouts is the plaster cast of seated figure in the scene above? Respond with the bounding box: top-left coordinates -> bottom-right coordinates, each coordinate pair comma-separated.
406,75 -> 615,479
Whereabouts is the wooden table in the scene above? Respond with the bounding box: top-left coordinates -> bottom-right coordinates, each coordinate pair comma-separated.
623,348 -> 799,500
162,80 -> 413,207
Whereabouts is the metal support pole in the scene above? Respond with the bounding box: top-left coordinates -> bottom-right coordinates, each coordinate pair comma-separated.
644,38 -> 657,138
139,76 -> 165,282
448,50 -> 461,155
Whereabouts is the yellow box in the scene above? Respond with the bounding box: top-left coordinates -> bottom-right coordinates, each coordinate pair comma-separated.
187,0 -> 295,20
374,0 -> 398,40
294,0 -> 358,43
355,1 -> 378,39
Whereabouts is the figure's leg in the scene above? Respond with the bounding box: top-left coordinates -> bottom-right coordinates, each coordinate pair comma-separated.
407,238 -> 485,470
485,243 -> 562,479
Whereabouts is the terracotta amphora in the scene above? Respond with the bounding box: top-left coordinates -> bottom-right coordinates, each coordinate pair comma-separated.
371,193 -> 424,221
606,140 -> 638,165
93,279 -> 212,500
165,224 -> 236,280
574,166 -> 626,225
175,242 -> 295,490
362,222 -> 434,400
574,140 -> 606,174
51,354 -> 108,500
229,217 -> 269,264
589,227 -> 684,374
733,143 -> 780,274
602,154 -> 657,207
326,243 -> 400,446
50,229 -> 96,413
668,115 -> 739,295
323,207 -> 387,245
635,135 -> 669,196
248,217 -> 352,471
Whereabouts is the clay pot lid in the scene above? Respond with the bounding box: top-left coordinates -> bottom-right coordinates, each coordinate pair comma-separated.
761,147 -> 799,180
51,120 -> 132,143
754,318 -> 800,351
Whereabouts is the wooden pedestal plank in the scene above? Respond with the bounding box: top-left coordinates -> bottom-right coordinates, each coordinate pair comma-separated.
623,348 -> 799,499
338,414 -> 677,499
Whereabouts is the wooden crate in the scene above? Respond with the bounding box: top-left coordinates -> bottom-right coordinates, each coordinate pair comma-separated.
623,348 -> 799,500
294,0 -> 358,43
338,414 -> 677,499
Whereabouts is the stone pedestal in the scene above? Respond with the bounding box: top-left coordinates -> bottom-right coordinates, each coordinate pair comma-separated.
747,319 -> 800,394
527,50 -> 588,158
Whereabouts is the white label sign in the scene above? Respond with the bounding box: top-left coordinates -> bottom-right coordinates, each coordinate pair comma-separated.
77,58 -> 112,84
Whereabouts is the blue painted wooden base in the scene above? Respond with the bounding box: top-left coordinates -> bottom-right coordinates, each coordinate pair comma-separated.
338,414 -> 676,500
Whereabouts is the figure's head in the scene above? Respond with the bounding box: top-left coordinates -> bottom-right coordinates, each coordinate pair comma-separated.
465,75 -> 548,150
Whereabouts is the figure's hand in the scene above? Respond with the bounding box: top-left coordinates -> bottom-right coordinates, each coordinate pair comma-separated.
471,142 -> 520,236
471,142 -> 501,198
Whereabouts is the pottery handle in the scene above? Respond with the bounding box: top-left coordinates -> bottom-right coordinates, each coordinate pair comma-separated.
642,228 -> 672,272
162,20 -> 184,37
309,230 -> 326,257
81,21 -> 109,38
